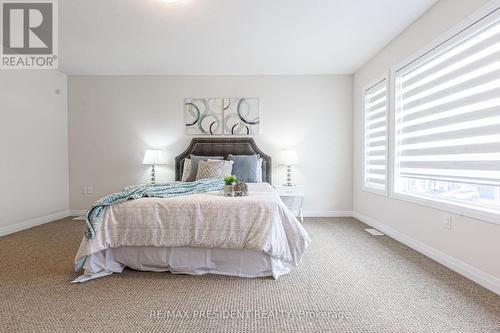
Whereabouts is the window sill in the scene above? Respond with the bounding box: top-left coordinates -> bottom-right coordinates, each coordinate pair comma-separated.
390,191 -> 500,225
362,186 -> 388,197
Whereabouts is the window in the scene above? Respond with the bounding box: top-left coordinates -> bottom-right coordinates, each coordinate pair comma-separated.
394,7 -> 500,219
363,76 -> 388,195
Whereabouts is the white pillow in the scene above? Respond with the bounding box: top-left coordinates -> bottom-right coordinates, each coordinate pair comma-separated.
181,159 -> 191,182
221,160 -> 234,177
256,158 -> 263,182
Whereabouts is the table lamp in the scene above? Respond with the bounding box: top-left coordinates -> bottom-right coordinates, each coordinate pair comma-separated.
143,149 -> 167,185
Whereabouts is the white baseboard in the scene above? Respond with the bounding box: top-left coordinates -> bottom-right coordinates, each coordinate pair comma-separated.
0,210 -> 70,237
70,210 -> 87,216
303,210 -> 353,217
352,211 -> 500,296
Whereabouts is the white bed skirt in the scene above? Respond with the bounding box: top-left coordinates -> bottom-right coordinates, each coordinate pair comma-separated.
72,247 -> 292,283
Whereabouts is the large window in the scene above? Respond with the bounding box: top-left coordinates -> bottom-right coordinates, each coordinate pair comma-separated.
394,8 -> 500,218
363,76 -> 388,195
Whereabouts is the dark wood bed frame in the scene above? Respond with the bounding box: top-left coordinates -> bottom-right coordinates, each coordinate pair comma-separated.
174,138 -> 272,184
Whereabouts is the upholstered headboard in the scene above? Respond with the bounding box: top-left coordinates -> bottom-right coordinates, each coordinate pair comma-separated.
175,138 -> 272,184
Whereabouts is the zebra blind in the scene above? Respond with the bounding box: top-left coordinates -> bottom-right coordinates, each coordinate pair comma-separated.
395,9 -> 500,189
364,78 -> 388,194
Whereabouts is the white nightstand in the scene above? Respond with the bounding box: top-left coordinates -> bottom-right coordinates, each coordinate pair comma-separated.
274,185 -> 304,222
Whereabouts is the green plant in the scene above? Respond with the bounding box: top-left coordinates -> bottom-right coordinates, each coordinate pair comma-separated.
224,175 -> 238,185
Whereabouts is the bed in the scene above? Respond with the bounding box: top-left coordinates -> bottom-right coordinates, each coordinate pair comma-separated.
73,138 -> 311,282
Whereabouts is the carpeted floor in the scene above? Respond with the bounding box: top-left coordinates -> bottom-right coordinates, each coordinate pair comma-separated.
0,217 -> 499,332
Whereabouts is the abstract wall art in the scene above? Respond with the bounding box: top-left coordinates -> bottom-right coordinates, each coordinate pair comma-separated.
184,97 -> 260,135
184,98 -> 223,135
223,97 -> 260,135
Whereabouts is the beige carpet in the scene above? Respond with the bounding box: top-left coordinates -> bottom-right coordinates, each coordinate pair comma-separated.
0,217 -> 499,332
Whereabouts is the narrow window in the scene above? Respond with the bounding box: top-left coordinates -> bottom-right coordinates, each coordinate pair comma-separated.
363,77 -> 388,195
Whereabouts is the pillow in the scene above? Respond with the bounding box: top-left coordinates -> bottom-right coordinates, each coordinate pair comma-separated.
222,160 -> 234,177
187,155 -> 223,181
196,160 -> 225,180
181,159 -> 192,182
256,158 -> 263,183
228,154 -> 258,182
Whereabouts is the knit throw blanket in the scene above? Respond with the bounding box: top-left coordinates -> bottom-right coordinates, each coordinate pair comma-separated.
85,177 -> 225,240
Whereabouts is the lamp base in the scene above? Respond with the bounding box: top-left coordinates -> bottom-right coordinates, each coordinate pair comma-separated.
150,164 -> 156,185
282,165 -> 294,187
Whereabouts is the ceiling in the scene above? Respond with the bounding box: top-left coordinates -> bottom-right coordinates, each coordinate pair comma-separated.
59,0 -> 438,75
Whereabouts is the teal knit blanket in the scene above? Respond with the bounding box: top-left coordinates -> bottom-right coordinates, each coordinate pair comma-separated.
85,177 -> 225,240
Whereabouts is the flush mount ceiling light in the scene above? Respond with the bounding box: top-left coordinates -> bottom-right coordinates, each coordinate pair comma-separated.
161,0 -> 186,3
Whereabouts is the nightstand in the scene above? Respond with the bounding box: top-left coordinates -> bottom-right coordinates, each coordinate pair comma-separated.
274,185 -> 304,222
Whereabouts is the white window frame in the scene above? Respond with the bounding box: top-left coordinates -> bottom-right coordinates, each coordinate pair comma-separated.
389,0 -> 500,225
362,72 -> 389,196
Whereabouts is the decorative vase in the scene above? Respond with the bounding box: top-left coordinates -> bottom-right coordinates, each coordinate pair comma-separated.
223,184 -> 235,197
233,181 -> 248,197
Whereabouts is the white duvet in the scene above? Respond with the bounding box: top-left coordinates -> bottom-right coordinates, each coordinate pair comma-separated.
75,183 -> 311,271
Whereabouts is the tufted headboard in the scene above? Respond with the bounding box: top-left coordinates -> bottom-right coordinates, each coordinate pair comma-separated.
175,138 -> 272,184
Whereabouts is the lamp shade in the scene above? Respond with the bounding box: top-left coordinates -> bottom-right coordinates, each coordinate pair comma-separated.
143,149 -> 167,165
280,149 -> 298,165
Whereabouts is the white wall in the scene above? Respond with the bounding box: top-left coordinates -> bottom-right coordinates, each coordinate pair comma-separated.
353,0 -> 500,292
68,75 -> 353,214
0,70 -> 69,235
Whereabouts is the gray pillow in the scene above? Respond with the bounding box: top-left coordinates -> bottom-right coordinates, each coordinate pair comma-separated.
228,154 -> 258,182
187,155 -> 223,181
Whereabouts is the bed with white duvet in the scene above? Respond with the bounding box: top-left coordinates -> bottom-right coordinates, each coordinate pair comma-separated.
73,138 -> 310,282
74,183 -> 310,282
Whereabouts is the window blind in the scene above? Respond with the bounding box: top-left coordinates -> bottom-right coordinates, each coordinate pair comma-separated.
364,78 -> 388,192
395,10 -> 500,188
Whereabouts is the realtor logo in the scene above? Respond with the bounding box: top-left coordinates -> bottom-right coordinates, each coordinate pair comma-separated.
1,0 -> 58,69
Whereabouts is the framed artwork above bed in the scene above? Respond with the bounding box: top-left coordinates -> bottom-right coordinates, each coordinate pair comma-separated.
184,97 -> 260,135
223,97 -> 260,135
184,98 -> 223,135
